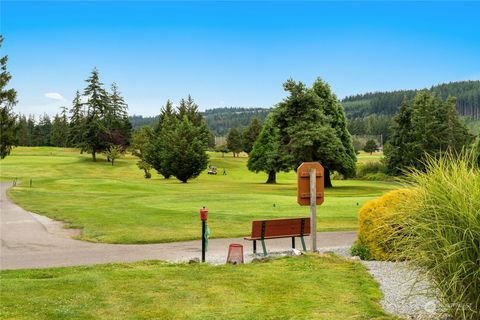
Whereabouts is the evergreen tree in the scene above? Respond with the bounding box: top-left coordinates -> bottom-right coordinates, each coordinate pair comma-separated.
363,139 -> 378,154
0,35 -> 18,159
385,92 -> 472,174
226,127 -> 243,157
107,83 -> 132,150
242,117 -> 262,154
50,114 -> 63,147
109,83 -> 128,119
274,78 -> 356,187
27,115 -> 35,145
131,126 -> 154,178
146,100 -> 177,178
33,114 -> 52,146
145,95 -> 209,182
247,114 -> 290,183
16,115 -> 31,146
384,98 -> 417,175
166,116 -> 209,183
440,96 -> 471,151
82,68 -> 110,161
155,100 -> 174,133
50,107 -> 69,147
69,90 -> 85,148
181,95 -> 210,146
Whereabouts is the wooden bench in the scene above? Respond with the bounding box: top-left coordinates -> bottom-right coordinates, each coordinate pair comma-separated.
244,217 -> 311,256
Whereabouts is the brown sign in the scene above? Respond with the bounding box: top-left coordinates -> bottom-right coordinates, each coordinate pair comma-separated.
297,162 -> 325,206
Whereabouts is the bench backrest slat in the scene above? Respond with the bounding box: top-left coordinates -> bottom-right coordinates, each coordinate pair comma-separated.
250,218 -> 311,239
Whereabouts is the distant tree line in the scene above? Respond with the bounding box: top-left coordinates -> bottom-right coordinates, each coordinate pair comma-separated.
128,107 -> 271,137
342,80 -> 480,120
203,107 -> 271,136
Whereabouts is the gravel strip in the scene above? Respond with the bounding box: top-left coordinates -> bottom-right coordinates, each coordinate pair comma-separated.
317,246 -> 445,319
361,261 -> 443,320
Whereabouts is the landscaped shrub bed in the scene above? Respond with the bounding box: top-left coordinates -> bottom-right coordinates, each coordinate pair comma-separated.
393,152 -> 480,320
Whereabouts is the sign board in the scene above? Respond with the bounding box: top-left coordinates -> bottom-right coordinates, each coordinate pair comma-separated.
297,162 -> 324,206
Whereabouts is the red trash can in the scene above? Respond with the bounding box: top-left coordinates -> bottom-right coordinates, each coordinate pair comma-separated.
226,244 -> 244,264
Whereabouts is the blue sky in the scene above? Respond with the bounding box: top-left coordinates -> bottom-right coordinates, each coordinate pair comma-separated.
2,1 -> 480,117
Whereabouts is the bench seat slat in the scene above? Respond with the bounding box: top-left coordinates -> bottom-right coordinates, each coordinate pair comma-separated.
244,233 -> 310,241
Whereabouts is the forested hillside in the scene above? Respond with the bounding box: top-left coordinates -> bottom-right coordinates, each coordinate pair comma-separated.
203,107 -> 271,136
342,80 -> 480,119
129,107 -> 271,135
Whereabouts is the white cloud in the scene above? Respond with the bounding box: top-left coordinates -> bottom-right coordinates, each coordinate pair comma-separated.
44,92 -> 65,101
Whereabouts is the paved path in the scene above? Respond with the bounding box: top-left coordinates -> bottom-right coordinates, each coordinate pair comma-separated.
0,182 -> 356,270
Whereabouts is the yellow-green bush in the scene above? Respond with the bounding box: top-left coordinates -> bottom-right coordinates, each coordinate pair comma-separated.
351,189 -> 413,261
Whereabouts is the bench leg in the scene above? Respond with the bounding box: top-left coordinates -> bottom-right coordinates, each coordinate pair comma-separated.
253,240 -> 257,254
261,239 -> 267,256
291,237 -> 295,249
300,236 -> 306,251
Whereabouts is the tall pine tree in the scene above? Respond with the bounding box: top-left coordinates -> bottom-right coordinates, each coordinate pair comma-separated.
69,90 -> 85,148
0,35 -> 18,159
82,68 -> 111,161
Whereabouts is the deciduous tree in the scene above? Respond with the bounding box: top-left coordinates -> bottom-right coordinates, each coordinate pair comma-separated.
363,139 -> 378,155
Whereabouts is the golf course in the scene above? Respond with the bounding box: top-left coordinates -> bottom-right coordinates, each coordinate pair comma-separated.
0,147 -> 396,244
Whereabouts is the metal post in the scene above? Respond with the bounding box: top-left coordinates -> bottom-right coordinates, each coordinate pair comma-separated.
310,168 -> 317,252
201,220 -> 206,262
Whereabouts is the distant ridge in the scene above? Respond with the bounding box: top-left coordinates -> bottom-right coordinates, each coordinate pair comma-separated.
129,107 -> 271,135
342,80 -> 480,120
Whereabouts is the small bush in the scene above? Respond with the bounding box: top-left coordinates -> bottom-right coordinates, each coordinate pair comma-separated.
350,242 -> 371,260
356,161 -> 386,179
354,188 -> 413,261
392,152 -> 480,320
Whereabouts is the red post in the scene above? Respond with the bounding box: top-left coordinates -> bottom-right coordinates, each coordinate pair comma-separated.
200,207 -> 208,262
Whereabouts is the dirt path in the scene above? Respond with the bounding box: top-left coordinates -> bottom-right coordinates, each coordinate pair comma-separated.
0,182 -> 356,270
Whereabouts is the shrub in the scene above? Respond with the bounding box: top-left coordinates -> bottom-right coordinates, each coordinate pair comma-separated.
391,152 -> 480,320
350,242 -> 371,260
356,161 -> 386,179
353,189 -> 413,261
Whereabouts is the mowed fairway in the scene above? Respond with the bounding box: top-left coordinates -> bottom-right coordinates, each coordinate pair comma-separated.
0,255 -> 395,320
0,147 -> 398,243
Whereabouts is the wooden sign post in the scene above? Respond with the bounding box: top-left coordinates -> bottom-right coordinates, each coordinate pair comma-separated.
297,162 -> 324,252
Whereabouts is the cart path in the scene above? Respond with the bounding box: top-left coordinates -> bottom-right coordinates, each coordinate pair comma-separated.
0,182 -> 356,270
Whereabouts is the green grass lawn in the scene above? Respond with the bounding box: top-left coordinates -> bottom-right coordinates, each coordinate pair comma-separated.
0,255 -> 396,320
356,151 -> 384,164
0,147 -> 397,243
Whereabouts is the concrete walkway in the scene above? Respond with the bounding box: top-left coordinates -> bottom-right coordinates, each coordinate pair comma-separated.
0,182 -> 356,270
